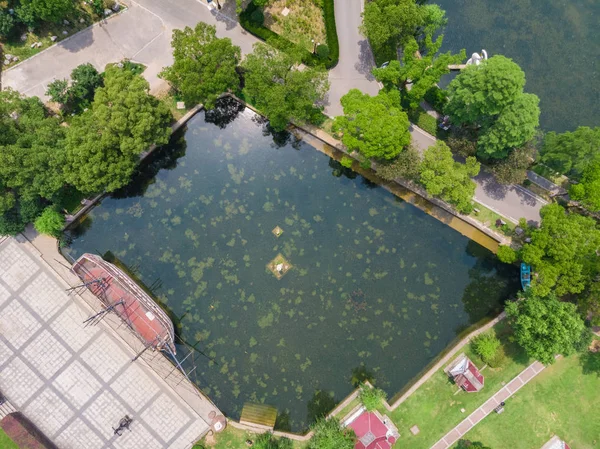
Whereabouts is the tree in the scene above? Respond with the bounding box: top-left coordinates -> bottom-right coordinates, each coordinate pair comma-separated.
476,93 -> 539,159
520,203 -> 600,297
333,89 -> 410,160
490,141 -> 535,185
419,141 -> 480,213
69,63 -> 103,109
569,156 -> 600,211
497,245 -> 517,264
539,126 -> 600,179
242,43 -> 329,131
307,418 -> 355,449
0,9 -> 15,38
505,292 -> 587,365
65,66 -> 171,195
160,23 -> 241,109
376,145 -> 421,181
34,207 -> 64,237
358,383 -> 387,411
16,0 -> 75,25
361,0 -> 442,55
471,332 -> 501,365
46,79 -> 70,105
251,433 -> 292,449
0,89 -> 66,234
445,56 -> 540,159
372,35 -> 465,110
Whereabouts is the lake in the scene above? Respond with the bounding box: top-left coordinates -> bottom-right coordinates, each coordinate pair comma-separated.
435,0 -> 599,133
63,99 -> 517,431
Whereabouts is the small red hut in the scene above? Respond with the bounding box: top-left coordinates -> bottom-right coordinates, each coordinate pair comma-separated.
447,355 -> 484,392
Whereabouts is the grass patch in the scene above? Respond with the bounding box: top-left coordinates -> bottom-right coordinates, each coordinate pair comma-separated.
265,0 -> 326,50
201,426 -> 307,449
407,108 -> 447,140
470,202 -> 516,235
156,90 -> 189,123
385,321 -> 531,449
461,352 -> 600,448
0,429 -> 19,449
1,2 -> 123,67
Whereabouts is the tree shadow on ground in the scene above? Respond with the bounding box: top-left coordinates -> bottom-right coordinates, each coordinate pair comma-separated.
306,390 -> 337,424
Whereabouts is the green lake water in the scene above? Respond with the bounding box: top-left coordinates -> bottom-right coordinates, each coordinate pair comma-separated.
434,0 -> 599,132
64,99 -> 517,431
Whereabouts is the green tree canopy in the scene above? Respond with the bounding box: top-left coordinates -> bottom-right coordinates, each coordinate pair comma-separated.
372,34 -> 465,110
333,89 -> 410,160
0,89 -> 66,234
307,418 -> 355,449
570,157 -> 600,212
446,55 -> 540,159
69,63 -> 103,109
540,126 -> 600,180
521,203 -> 600,297
358,383 -> 387,411
456,440 -> 492,449
46,79 -> 70,105
420,141 -> 480,213
242,42 -> 329,131
160,22 -> 241,109
16,0 -> 75,25
34,207 -> 64,237
506,292 -> 587,365
65,66 -> 172,195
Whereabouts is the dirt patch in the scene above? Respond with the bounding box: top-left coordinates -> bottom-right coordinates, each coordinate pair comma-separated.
590,339 -> 600,353
264,0 -> 326,52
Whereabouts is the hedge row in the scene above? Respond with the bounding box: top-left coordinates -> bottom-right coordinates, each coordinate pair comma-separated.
239,0 -> 339,69
322,0 -> 339,68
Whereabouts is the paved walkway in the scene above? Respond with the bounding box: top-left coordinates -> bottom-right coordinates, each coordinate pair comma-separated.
0,235 -> 216,449
430,360 -> 546,449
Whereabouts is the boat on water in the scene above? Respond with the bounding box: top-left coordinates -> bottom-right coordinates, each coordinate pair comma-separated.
71,253 -> 176,354
520,263 -> 531,290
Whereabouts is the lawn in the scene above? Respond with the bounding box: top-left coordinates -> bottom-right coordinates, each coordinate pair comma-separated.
264,0 -> 326,52
0,428 -> 19,449
383,321 -> 531,449
459,352 -> 600,449
201,426 -> 307,449
470,201 -> 517,235
2,2 -> 123,68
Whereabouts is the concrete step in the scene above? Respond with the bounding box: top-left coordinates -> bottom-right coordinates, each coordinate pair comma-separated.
0,401 -> 17,420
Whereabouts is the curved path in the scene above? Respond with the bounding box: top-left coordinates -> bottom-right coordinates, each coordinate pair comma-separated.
2,0 -> 544,224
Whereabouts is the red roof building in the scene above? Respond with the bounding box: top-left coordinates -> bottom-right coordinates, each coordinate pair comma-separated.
447,355 -> 484,392
346,409 -> 399,449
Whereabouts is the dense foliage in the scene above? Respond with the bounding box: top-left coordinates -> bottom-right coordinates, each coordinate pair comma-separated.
358,383 -> 387,411
333,89 -> 410,160
34,207 -> 64,237
0,89 -> 66,235
361,0 -> 446,58
471,332 -> 501,366
46,63 -> 103,112
496,245 -> 517,264
456,441 -> 492,449
569,157 -> 600,211
539,126 -> 600,180
251,433 -> 292,449
160,23 -> 241,109
506,292 -> 587,365
520,203 -> 600,298
445,56 -> 540,160
242,42 -> 329,131
65,66 -> 172,195
372,35 -> 465,110
376,145 -> 421,182
489,141 -> 534,185
307,418 -> 355,449
419,141 -> 480,213
15,0 -> 75,26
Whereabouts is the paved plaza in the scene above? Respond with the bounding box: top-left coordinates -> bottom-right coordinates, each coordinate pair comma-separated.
0,236 -> 212,449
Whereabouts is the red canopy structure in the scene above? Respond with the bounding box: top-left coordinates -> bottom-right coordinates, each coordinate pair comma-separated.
347,410 -> 399,449
447,355 -> 484,392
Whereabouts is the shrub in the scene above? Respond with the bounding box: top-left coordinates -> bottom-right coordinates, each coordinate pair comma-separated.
447,136 -> 478,158
322,0 -> 339,68
497,245 -> 517,264
0,9 -> 15,38
34,207 -> 64,237
250,7 -> 264,25
377,146 -> 421,182
308,417 -> 355,449
407,108 -> 439,137
340,156 -> 353,168
359,383 -> 386,411
471,332 -> 501,366
316,44 -> 330,60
